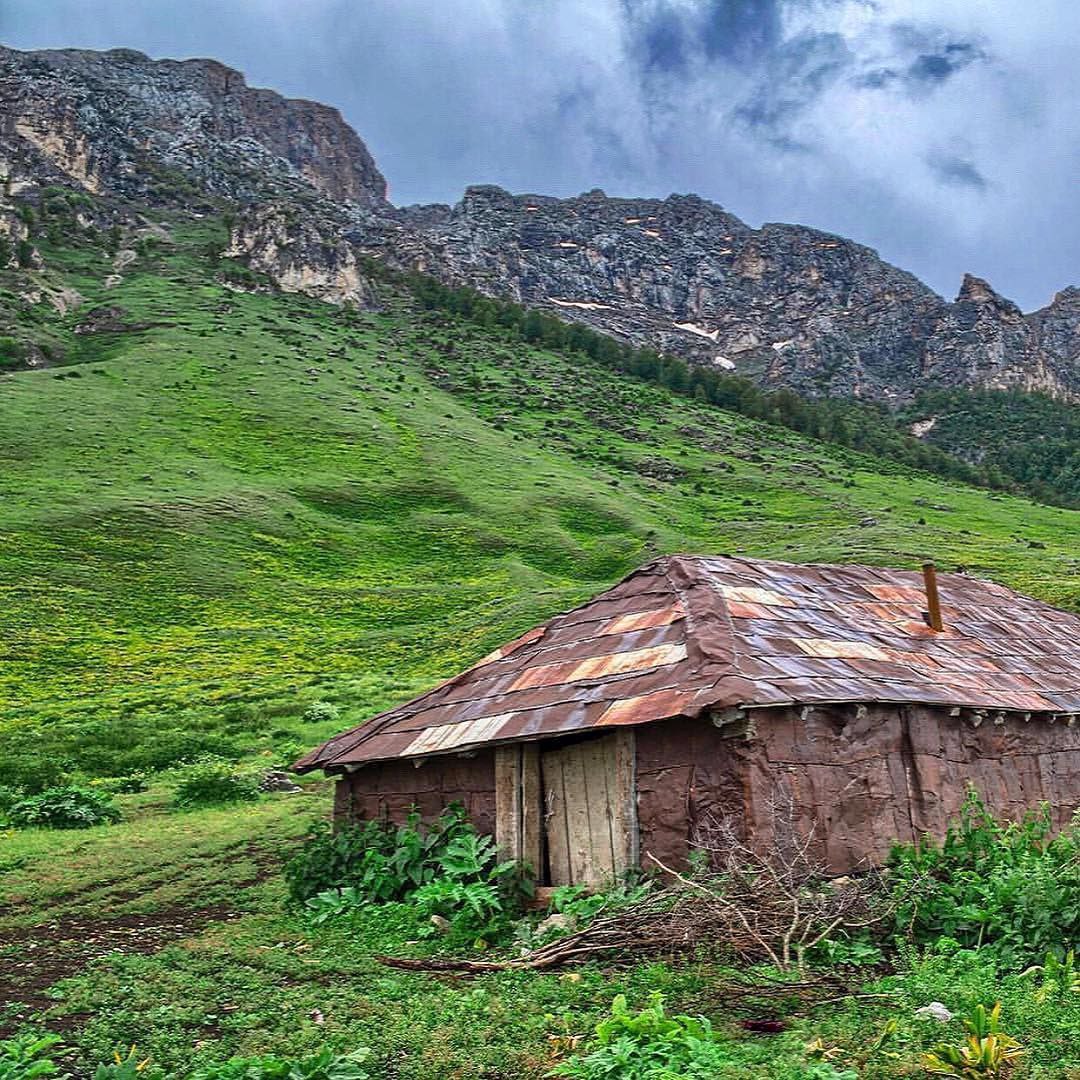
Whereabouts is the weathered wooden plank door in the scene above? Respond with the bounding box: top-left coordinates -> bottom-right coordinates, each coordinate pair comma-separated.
542,732 -> 636,886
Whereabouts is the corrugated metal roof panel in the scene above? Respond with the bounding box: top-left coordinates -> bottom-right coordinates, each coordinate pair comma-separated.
296,554 -> 1080,770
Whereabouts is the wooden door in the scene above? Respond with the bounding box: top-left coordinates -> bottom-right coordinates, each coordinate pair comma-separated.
541,732 -> 636,886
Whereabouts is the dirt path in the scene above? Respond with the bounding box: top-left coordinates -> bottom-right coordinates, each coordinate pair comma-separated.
0,902 -> 251,1036
0,846 -> 282,1037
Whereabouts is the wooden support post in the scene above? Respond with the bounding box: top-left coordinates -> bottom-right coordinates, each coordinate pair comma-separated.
613,730 -> 638,876
495,744 -> 542,875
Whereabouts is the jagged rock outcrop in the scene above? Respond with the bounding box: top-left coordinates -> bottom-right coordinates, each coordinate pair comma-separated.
920,275 -> 1077,399
354,187 -> 1078,402
0,46 -> 387,206
0,199 -> 39,268
225,203 -> 378,307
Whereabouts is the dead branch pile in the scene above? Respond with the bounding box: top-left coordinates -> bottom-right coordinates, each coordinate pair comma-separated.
379,787 -> 898,976
664,787 -> 889,972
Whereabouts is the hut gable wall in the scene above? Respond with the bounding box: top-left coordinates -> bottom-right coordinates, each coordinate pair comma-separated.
333,750 -> 497,836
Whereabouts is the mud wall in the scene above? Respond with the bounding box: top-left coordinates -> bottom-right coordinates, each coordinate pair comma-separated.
637,705 -> 1080,874
333,750 -> 497,836
634,716 -> 750,872
754,703 -> 1080,872
332,706 -> 1080,875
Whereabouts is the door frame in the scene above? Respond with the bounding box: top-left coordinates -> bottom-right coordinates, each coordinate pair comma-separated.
495,730 -> 638,885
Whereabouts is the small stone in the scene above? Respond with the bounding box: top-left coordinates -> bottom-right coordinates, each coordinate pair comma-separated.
914,1002 -> 953,1023
260,769 -> 301,793
429,915 -> 451,933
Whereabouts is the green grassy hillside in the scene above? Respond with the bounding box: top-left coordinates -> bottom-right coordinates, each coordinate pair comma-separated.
2,204 -> 1079,1078
0,211 -> 1077,784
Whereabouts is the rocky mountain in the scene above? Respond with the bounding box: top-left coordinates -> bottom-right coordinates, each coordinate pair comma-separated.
354,186 -> 1078,403
0,44 -> 1076,404
0,46 -> 387,206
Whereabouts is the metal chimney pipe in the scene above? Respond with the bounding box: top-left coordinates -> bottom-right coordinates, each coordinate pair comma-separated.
922,560 -> 943,631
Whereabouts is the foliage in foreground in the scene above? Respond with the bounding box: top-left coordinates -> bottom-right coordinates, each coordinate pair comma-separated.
7,785 -> 121,830
0,1036 -> 372,1080
0,1033 -> 63,1080
921,1002 -> 1024,1078
186,1048 -> 372,1080
288,804 -> 530,939
548,993 -> 855,1080
889,789 -> 1080,968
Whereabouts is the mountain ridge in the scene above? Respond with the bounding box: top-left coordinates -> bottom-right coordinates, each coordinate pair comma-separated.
0,43 -> 1076,404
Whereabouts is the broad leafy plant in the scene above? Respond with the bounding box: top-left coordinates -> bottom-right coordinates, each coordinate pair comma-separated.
189,1049 -> 372,1080
547,993 -> 733,1079
889,788 -> 1080,968
8,786 -> 120,829
289,804 -> 531,938
93,1046 -> 156,1080
286,805 -> 477,905
0,1033 -> 63,1080
548,994 -> 858,1080
1021,948 -> 1080,1002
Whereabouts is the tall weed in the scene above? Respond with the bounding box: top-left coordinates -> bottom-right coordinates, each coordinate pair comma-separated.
889,789 -> 1080,968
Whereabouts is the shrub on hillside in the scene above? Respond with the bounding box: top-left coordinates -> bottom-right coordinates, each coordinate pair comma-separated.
0,784 -> 24,824
8,786 -> 121,830
172,759 -> 260,809
300,700 -> 340,725
889,788 -> 1080,968
0,335 -> 23,369
79,729 -> 241,776
0,751 -> 70,794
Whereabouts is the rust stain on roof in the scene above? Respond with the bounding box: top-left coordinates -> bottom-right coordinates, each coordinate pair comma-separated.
720,585 -> 797,607
295,554 -> 1080,771
793,637 -> 891,661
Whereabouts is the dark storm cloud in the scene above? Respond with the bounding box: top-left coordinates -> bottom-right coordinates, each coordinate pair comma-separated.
927,152 -> 988,190
625,0 -> 785,74
0,0 -> 1075,311
856,24 -> 990,94
735,30 -> 851,140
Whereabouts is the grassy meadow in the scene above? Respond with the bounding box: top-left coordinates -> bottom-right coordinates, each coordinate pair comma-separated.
1,208 -> 1079,1076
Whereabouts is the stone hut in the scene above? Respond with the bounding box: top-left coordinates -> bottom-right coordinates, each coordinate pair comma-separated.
295,555 -> 1080,879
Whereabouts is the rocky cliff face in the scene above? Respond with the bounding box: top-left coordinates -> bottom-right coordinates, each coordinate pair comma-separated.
0,45 -> 1076,403
0,46 -> 387,206
225,203 -> 378,307
355,186 -> 1079,402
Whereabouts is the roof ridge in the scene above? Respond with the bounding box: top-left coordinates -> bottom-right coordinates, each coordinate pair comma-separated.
661,556 -> 741,676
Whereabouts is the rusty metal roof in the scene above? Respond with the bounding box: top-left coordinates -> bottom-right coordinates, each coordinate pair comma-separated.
295,555 -> 1080,771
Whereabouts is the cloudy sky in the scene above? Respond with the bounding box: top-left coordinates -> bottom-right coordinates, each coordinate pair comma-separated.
2,0 -> 1076,310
